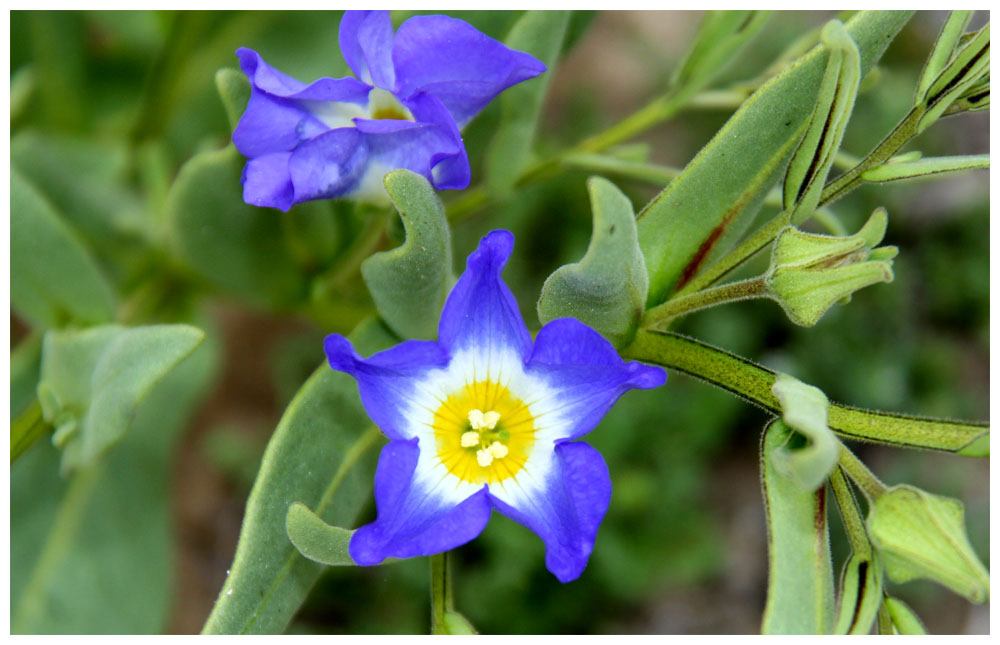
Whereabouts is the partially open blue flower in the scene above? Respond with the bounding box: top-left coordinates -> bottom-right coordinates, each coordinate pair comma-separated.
234,11 -> 546,211
325,231 -> 666,582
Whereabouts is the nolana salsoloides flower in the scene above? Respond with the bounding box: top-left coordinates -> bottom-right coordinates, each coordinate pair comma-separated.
325,231 -> 666,582
233,10 -> 545,211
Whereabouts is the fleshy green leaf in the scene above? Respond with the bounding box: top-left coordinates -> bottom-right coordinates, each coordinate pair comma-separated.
867,485 -> 989,603
760,420 -> 836,634
637,11 -> 912,305
360,170 -> 453,340
37,324 -> 205,473
202,318 -> 395,635
165,145 -> 311,308
285,502 -> 356,566
770,374 -> 838,491
485,10 -> 570,194
861,154 -> 989,182
537,176 -> 648,347
11,167 -> 117,328
443,611 -> 479,635
215,66 -> 251,131
12,332 -> 218,634
783,20 -> 861,225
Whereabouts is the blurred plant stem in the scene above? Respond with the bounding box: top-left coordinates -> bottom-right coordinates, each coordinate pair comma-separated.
11,400 -> 51,463
429,552 -> 454,635
446,85 -> 728,222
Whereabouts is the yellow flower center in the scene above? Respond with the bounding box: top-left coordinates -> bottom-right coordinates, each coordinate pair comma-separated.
432,380 -> 536,484
368,87 -> 415,121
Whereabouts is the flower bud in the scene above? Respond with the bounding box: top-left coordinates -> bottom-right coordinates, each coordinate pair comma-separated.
867,484 -> 989,603
765,208 -> 896,326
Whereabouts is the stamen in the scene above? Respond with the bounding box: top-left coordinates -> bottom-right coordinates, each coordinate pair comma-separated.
476,449 -> 494,467
468,409 -> 501,430
487,442 -> 508,459
460,431 -> 481,448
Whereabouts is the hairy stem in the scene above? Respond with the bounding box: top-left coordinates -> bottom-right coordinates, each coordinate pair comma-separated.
838,445 -> 888,502
643,277 -> 767,329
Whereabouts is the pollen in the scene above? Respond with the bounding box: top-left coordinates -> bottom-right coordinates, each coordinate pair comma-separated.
460,431 -> 480,448
476,449 -> 494,467
487,441 -> 508,459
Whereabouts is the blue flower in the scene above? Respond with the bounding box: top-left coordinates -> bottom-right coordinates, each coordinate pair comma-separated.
325,231 -> 666,582
233,11 -> 546,211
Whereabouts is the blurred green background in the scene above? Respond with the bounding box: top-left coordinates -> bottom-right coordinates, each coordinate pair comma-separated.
10,10 -> 988,634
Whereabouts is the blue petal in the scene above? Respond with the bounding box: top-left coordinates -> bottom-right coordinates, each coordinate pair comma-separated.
404,92 -> 470,190
489,441 -> 611,583
325,334 -> 450,441
242,152 -> 294,211
353,100 -> 466,191
232,47 -> 371,159
527,318 -> 666,440
349,438 -> 493,565
437,230 -> 533,361
339,11 -> 396,89
392,15 -> 547,128
287,127 -> 368,204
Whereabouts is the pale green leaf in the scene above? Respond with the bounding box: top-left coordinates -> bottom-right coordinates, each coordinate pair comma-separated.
285,502 -> 356,566
537,176 -> 648,347
38,324 -> 205,473
361,170 -> 453,340
12,333 -> 219,634
760,420 -> 835,634
638,11 -> 911,305
486,10 -> 570,195
164,145 -> 310,308
216,66 -> 250,131
917,24 -> 990,133
770,374 -> 838,491
202,318 -> 395,635
11,167 -> 117,328
833,553 -> 883,634
883,596 -> 928,634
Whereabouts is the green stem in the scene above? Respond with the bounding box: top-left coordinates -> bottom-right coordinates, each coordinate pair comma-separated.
643,277 -> 767,329
429,552 -> 451,634
876,601 -> 895,635
838,444 -> 887,502
621,329 -> 989,453
315,207 -> 390,291
829,466 -> 871,557
11,399 -> 52,463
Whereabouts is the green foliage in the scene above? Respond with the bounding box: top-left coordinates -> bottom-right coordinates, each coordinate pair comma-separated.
37,324 -> 204,473
861,154 -> 989,182
760,420 -> 835,634
286,502 -> 356,566
165,145 -> 316,307
537,176 -> 648,347
883,596 -> 928,634
361,171 -> 453,340
201,318 -> 394,634
11,168 -> 117,328
867,485 -> 990,603
11,332 -> 218,634
833,553 -> 883,634
636,11 -> 912,306
769,374 -> 837,491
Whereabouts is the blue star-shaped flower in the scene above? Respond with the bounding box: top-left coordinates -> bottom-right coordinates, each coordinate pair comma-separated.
234,11 -> 546,211
325,231 -> 666,582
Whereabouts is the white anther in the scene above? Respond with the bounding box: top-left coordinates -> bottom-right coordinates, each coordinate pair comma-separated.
476,449 -> 494,467
460,431 -> 481,448
487,442 -> 508,459
468,408 -> 501,431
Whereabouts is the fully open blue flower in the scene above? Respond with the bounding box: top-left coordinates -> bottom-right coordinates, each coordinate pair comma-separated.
325,231 -> 666,582
234,11 -> 545,211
